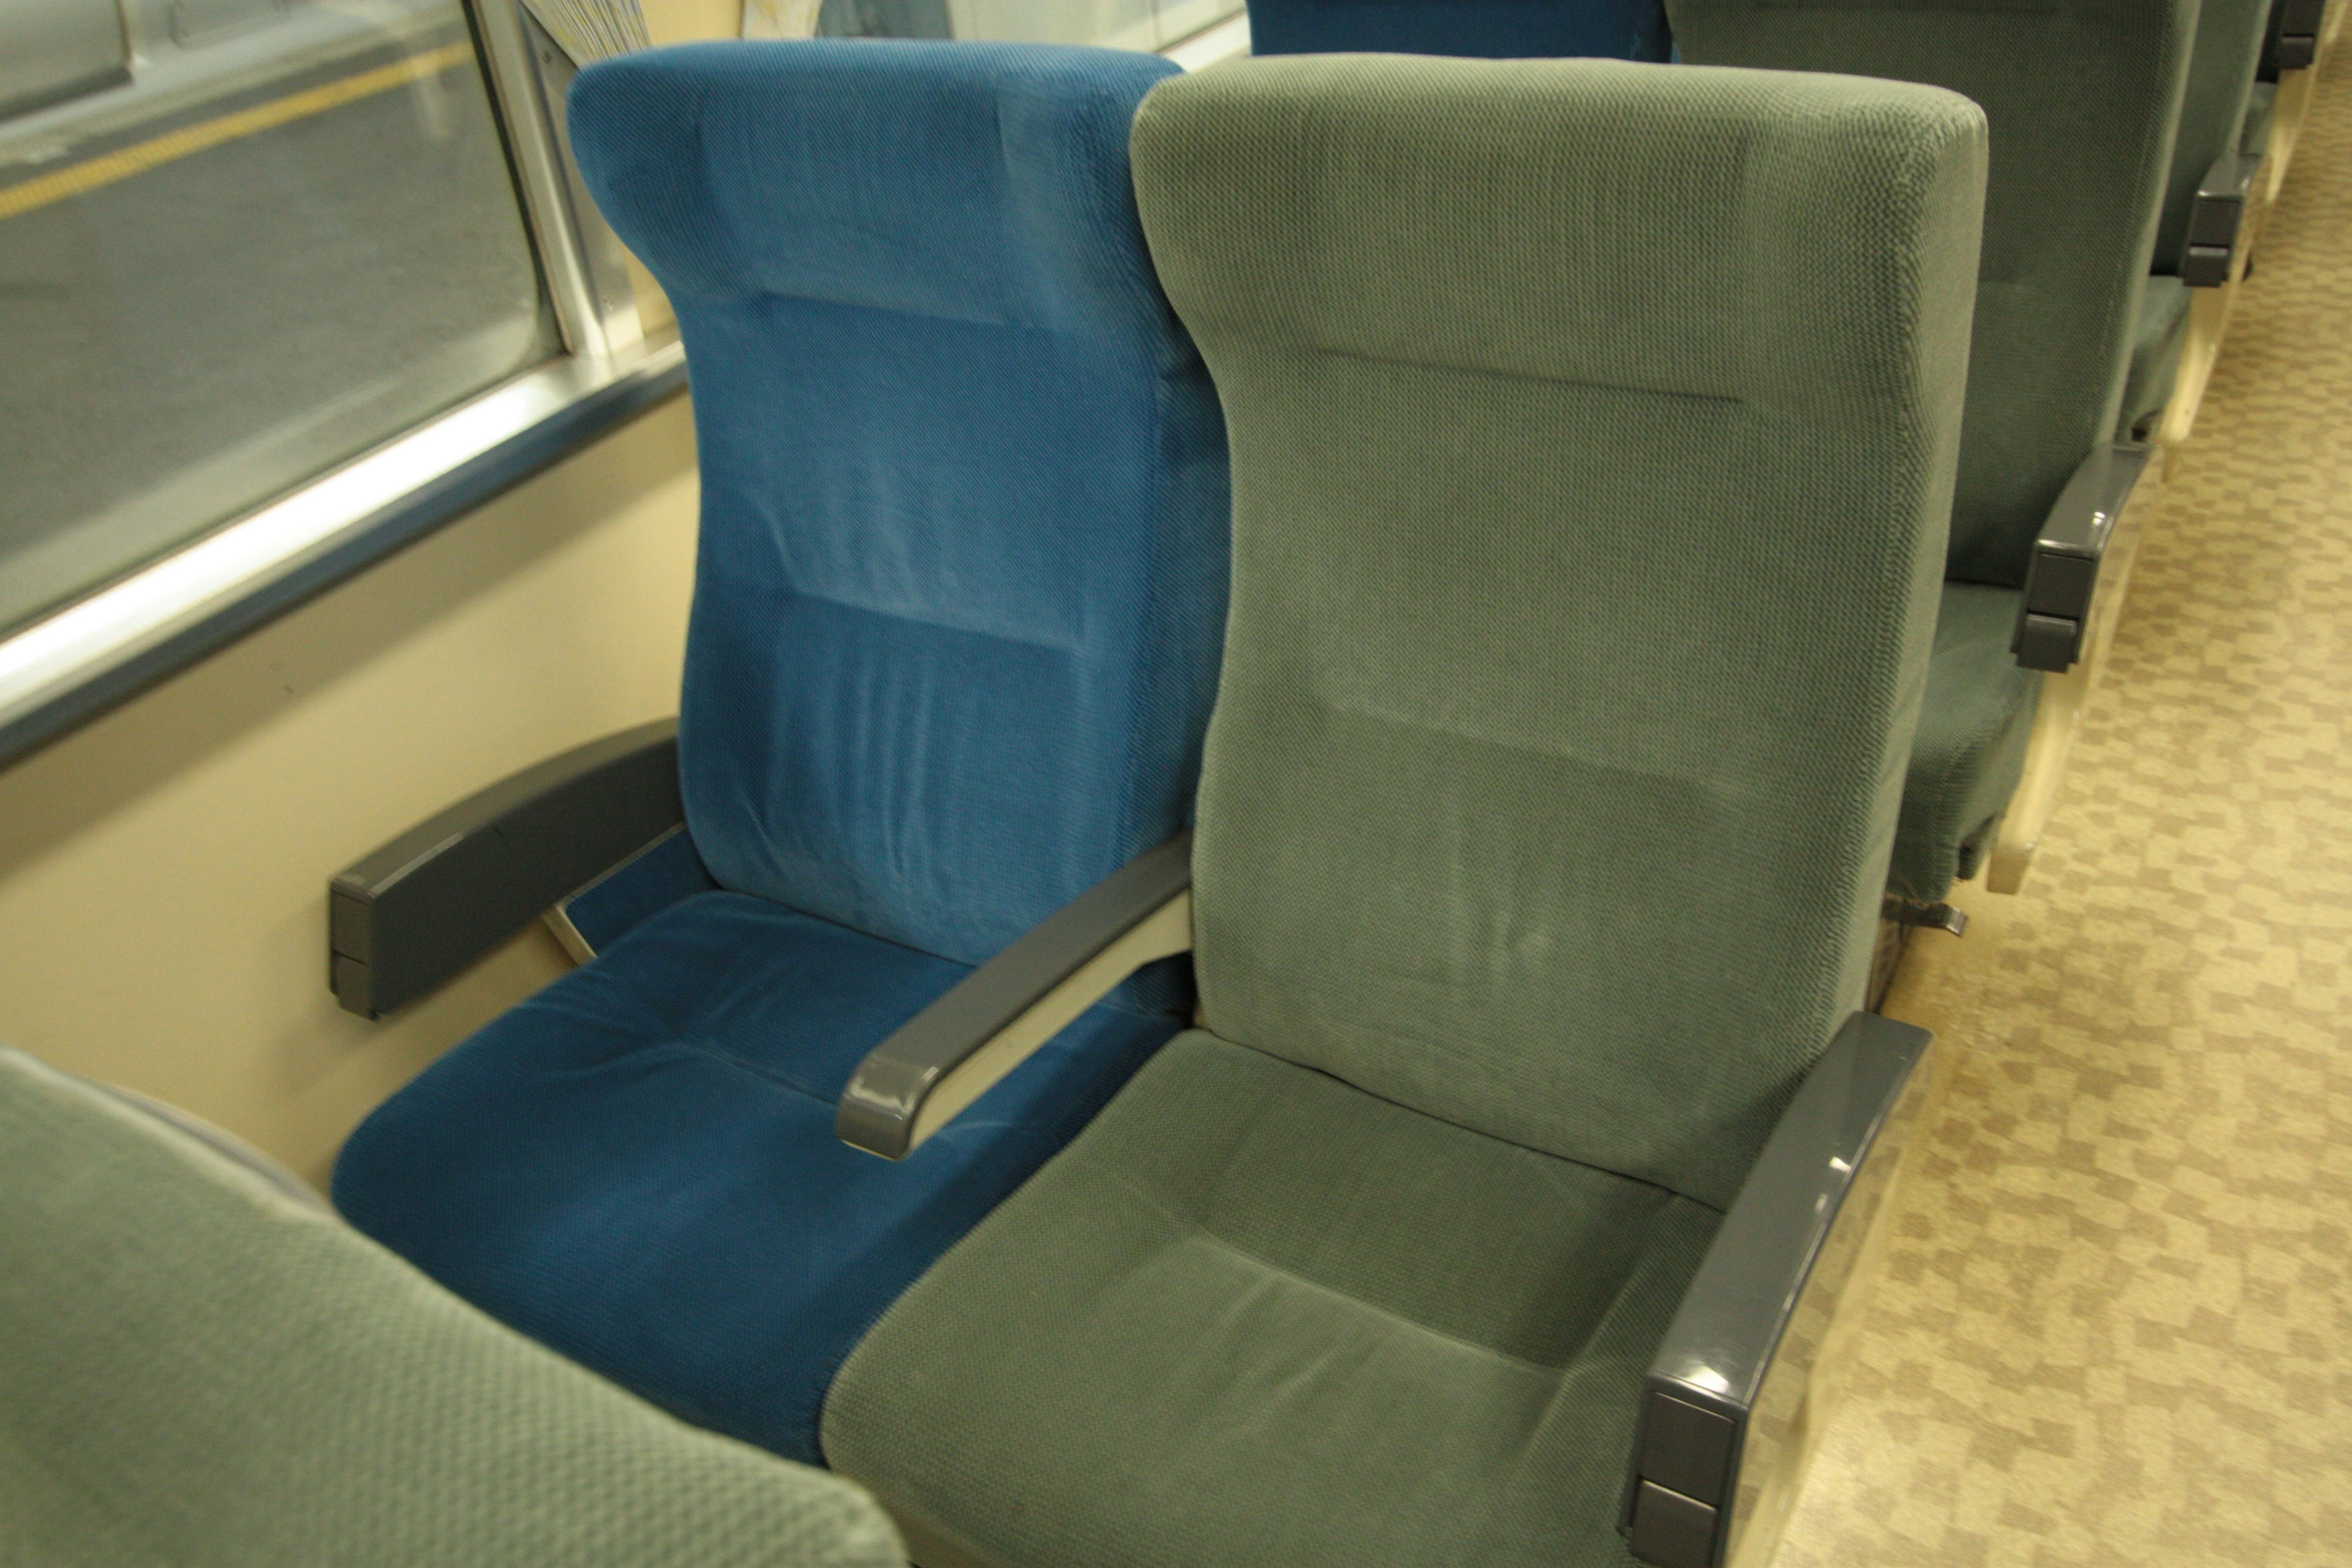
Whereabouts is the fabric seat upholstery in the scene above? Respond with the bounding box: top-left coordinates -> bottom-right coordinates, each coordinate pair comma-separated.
1246,0 -> 1673,60
822,55 -> 1985,1568
2119,274 -> 2191,439
334,41 -> 1229,1466
2153,0 -> 2272,279
0,1047 -> 903,1568
827,1034 -> 1719,1568
1890,583 -> 2041,902
336,894 -> 1172,1463
1669,0 -> 2198,900
2117,0 -> 2272,431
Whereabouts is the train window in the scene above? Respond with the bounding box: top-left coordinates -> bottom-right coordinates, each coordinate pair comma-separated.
0,0 -> 559,636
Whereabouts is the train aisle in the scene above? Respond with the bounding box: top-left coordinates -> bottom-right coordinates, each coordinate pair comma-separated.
1774,53 -> 2352,1568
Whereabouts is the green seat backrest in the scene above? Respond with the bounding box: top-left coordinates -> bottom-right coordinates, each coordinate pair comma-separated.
1132,56 -> 1985,1208
2157,0 -> 2272,275
1667,0 -> 2196,588
0,1047 -> 903,1568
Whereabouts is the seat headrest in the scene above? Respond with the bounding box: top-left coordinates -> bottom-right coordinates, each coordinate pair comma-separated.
569,40 -> 1183,347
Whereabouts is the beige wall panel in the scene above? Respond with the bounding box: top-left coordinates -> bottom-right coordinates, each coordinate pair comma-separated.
0,399 -> 701,1188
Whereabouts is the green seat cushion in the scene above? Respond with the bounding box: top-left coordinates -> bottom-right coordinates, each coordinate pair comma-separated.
1889,583 -> 2042,902
2153,0 -> 2271,276
826,53 -> 1981,1568
0,1047 -> 903,1568
2119,274 -> 2192,439
823,1032 -> 1721,1568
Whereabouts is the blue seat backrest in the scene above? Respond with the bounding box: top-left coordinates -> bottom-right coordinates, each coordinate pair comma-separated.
1248,0 -> 1673,61
568,42 -> 1231,967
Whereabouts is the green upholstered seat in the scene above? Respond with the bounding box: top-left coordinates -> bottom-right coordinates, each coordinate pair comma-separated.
1890,584 -> 2041,902
829,1034 -> 1720,1567
0,1047 -> 904,1568
1670,0 -> 2199,900
2119,274 -> 2192,440
821,55 -> 1985,1568
2154,0 -> 2272,279
2117,0 -> 2273,431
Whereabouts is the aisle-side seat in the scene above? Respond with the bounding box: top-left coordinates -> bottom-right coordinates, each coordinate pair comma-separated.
328,40 -> 1230,1467
1670,0 -> 2196,900
818,53 -> 1981,1568
0,1047 -> 904,1568
1245,0 -> 1673,59
2248,0 -> 2339,203
2119,0 -> 2272,445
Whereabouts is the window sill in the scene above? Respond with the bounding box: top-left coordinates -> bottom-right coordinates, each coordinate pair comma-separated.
0,340 -> 687,769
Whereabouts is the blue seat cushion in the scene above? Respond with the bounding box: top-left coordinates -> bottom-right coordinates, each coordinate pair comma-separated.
334,891 -> 1179,1464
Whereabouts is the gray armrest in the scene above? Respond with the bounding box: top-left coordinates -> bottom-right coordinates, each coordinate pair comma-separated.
2272,0 -> 2324,72
837,832 -> 1194,1160
2182,148 -> 2266,287
1621,1011 -> 1936,1568
2010,442 -> 2152,673
329,719 -> 682,1019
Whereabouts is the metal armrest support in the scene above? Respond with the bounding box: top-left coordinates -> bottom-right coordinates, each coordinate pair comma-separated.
1621,1011 -> 1936,1568
2182,148 -> 2267,287
2011,442 -> 2152,673
837,832 -> 1194,1161
328,718 -> 682,1019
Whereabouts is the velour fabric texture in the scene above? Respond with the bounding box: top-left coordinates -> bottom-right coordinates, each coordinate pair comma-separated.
2119,273 -> 2191,439
335,894 -> 1177,1465
1248,0 -> 1674,61
2153,0 -> 2271,275
337,43 -> 1224,1472
1141,56 -> 1982,1208
1889,584 -> 2041,903
826,55 -> 1983,1568
560,826 -> 720,953
0,1047 -> 903,1568
1669,0 -> 2195,900
826,1035 -> 1721,1568
1669,0 -> 2196,589
570,42 -> 1230,968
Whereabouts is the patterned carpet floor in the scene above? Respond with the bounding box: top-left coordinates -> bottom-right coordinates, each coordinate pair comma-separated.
1771,47 -> 2352,1568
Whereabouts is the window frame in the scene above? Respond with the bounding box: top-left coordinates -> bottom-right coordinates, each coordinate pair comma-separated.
0,1 -> 1248,768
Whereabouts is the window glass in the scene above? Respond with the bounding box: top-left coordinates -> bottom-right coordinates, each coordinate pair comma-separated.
0,0 -> 556,634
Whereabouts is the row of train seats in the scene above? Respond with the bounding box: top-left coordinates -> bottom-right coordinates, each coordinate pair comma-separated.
4,5 -> 2337,1567
1257,0 -> 2331,907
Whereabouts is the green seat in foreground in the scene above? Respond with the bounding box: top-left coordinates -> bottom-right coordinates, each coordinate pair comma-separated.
1670,0 -> 2198,902
820,55 -> 1985,1568
0,1047 -> 903,1568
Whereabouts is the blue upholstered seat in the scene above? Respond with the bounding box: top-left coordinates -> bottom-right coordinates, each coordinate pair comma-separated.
1246,0 -> 1673,61
334,41 -> 1229,1465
